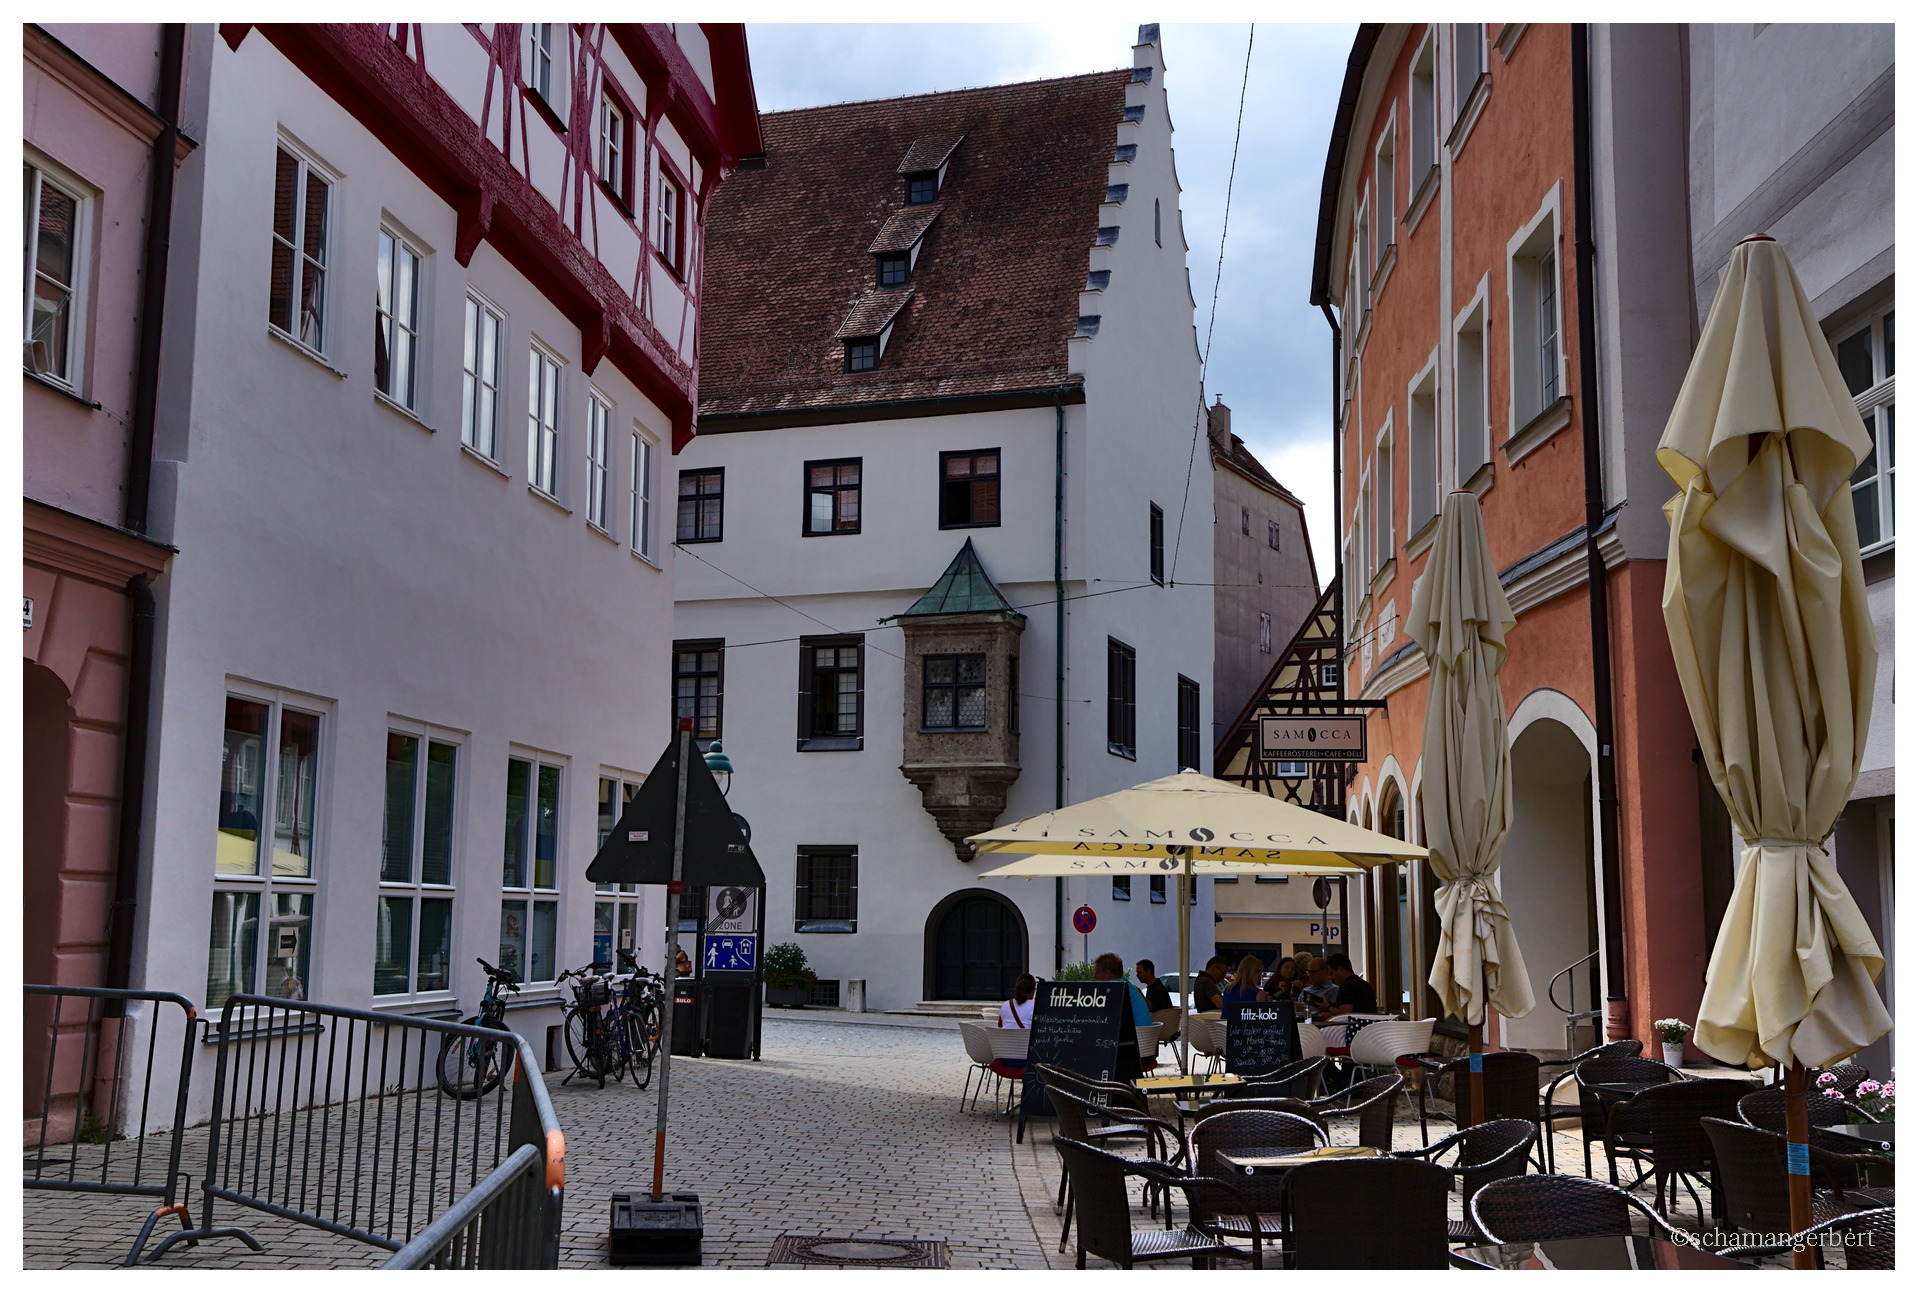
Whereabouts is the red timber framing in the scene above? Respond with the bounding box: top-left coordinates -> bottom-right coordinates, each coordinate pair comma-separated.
220,23 -> 761,451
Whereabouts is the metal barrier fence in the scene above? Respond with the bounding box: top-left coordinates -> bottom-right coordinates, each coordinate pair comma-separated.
147,995 -> 563,1267
23,985 -> 198,1264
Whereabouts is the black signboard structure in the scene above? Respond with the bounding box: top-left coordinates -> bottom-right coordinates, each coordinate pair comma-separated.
1017,980 -> 1132,1142
1224,1002 -> 1301,1078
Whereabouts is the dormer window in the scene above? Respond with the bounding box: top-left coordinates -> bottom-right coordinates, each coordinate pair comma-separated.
877,252 -> 910,288
845,338 -> 879,373
904,171 -> 940,205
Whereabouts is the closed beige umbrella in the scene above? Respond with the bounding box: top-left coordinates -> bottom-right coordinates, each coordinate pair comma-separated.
1409,489 -> 1532,1123
1658,234 -> 1888,1263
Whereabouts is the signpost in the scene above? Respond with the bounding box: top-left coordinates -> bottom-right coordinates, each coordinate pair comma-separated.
1259,714 -> 1366,762
1224,1001 -> 1300,1077
1071,905 -> 1097,934
1017,979 -> 1129,1142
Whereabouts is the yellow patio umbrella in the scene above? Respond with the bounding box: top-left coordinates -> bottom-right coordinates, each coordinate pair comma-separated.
971,771 -> 1423,1069
1409,489 -> 1532,1125
1657,233 -> 1888,1263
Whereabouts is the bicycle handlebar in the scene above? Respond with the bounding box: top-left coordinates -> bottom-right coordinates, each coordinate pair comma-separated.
474,957 -> 521,994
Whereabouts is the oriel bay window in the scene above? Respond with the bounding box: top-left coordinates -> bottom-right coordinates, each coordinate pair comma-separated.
376,733 -> 457,997
795,847 -> 858,933
595,776 -> 642,966
209,693 -> 321,1009
921,654 -> 986,730
799,637 -> 863,749
804,459 -> 862,535
500,756 -> 561,983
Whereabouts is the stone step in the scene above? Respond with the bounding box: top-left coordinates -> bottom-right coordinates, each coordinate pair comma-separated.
911,1000 -> 1000,1018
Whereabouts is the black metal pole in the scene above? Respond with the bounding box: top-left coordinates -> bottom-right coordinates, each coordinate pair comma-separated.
650,720 -> 693,1202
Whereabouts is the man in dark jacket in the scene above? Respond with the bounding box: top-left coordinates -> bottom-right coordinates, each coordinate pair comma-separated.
1135,959 -> 1173,1013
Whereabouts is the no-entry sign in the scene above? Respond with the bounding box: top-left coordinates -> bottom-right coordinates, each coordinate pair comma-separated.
1072,905 -> 1097,934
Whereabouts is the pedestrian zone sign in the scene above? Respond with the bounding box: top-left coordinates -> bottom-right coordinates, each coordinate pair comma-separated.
704,933 -> 757,971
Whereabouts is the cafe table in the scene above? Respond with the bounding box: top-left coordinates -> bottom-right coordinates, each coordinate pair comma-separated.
1213,1144 -> 1381,1176
1452,1236 -> 1757,1271
1133,1073 -> 1245,1098
1820,1122 -> 1894,1153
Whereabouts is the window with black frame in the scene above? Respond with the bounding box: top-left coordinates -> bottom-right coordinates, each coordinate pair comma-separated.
795,847 -> 857,933
922,654 -> 987,730
1149,502 -> 1165,584
804,459 -> 862,535
1177,676 -> 1201,771
674,641 -> 723,740
678,468 -> 724,541
939,450 -> 1000,527
1107,639 -> 1137,759
800,638 -> 863,748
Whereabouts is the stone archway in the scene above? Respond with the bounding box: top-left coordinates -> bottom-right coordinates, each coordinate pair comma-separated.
924,889 -> 1028,1001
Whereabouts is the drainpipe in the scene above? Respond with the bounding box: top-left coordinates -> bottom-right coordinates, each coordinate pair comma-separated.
1053,391 -> 1067,973
106,23 -> 185,995
1570,24 -> 1628,1005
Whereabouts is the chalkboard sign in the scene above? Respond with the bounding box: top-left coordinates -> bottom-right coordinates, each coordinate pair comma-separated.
1019,980 -> 1131,1136
1224,1002 -> 1300,1078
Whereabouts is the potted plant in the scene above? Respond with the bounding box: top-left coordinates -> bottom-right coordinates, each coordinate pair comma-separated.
763,942 -> 816,1007
1819,1069 -> 1895,1124
1655,1018 -> 1691,1068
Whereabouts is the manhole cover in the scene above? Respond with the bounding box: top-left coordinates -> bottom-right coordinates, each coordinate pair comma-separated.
769,1235 -> 948,1268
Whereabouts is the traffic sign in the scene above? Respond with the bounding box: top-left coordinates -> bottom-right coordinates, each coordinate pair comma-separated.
1072,905 -> 1097,934
703,934 -> 757,971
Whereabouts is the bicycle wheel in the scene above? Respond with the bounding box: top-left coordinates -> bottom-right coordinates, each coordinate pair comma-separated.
437,1024 -> 506,1100
564,1007 -> 611,1085
623,1007 -> 654,1089
636,996 -> 664,1060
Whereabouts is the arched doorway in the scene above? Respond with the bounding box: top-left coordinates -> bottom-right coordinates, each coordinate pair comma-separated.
925,890 -> 1027,1001
1377,785 -> 1413,1014
1501,717 -> 1601,1053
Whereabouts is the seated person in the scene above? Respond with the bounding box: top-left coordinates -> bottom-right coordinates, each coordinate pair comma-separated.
1327,953 -> 1379,1015
999,973 -> 1036,1030
1191,956 -> 1229,1014
1135,959 -> 1174,1014
1222,954 -> 1269,1005
1093,951 -> 1154,1076
1263,956 -> 1299,999
1299,957 -> 1340,1017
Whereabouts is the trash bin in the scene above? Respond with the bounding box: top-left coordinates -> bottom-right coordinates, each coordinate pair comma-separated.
671,978 -> 702,1057
703,982 -> 754,1058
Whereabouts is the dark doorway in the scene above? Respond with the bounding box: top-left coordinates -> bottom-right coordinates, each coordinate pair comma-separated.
927,890 -> 1026,1001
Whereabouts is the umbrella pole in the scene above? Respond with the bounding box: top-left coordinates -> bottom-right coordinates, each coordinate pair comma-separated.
1176,860 -> 1191,1076
1785,1061 -> 1815,1270
1467,1018 -> 1485,1127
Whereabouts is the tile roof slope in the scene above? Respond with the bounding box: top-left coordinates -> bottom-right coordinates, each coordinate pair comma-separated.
900,538 -> 1022,618
1212,433 -> 1304,507
697,70 -> 1129,420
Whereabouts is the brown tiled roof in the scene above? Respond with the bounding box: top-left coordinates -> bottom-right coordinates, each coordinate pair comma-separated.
867,205 -> 941,254
896,131 -> 966,174
835,289 -> 913,339
697,71 -> 1129,420
1212,433 -> 1304,506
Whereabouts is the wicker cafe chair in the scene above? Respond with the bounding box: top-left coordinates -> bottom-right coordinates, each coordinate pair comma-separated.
1468,1173 -> 1701,1246
1046,1085 -> 1184,1254
1700,1117 -> 1891,1237
1053,1137 -> 1264,1269
1573,1055 -> 1682,1181
1540,1039 -> 1642,1172
1714,1205 -> 1895,1270
1237,1055 -> 1327,1101
1737,1087 -> 1877,1154
1392,1118 -> 1538,1243
1186,1109 -> 1326,1254
1602,1077 -> 1756,1224
1825,1062 -> 1869,1092
1311,1073 -> 1404,1152
957,1022 -> 997,1114
1421,1051 -> 1542,1147
1283,1156 -> 1454,1269
1192,1096 -> 1328,1136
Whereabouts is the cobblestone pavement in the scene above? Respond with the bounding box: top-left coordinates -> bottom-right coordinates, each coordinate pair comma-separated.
22,1023 -> 1812,1270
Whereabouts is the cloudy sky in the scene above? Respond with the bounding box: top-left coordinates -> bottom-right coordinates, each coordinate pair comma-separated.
742,20 -> 1357,573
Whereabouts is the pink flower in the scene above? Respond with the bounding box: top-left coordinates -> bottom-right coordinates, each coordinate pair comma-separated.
1858,1079 -> 1882,1095
1817,1072 -> 1838,1086
1880,1082 -> 1894,1098
1822,1088 -> 1843,1099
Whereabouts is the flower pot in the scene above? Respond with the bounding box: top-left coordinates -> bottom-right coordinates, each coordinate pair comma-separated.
765,984 -> 808,1007
1663,1041 -> 1685,1068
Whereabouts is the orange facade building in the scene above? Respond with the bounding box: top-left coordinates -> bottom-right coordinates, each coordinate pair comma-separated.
1311,24 -> 1715,1057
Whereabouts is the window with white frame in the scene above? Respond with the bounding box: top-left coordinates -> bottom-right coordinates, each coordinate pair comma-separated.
594,776 -> 642,966
1407,369 -> 1439,539
1408,34 -> 1437,192
24,159 -> 89,388
1353,196 -> 1372,316
1455,298 -> 1489,485
376,731 -> 457,997
1357,474 -> 1374,581
586,390 -> 611,530
1374,417 -> 1394,568
1508,205 -> 1564,429
501,755 -> 561,984
1374,124 -> 1395,269
1259,611 -> 1273,654
631,426 -> 657,560
462,294 -> 503,459
1452,24 -> 1487,128
527,343 -> 562,496
209,692 -> 322,1010
525,23 -> 556,104
269,143 -> 331,351
597,95 -> 627,197
656,170 -> 683,273
1834,307 -> 1895,550
375,228 -> 423,409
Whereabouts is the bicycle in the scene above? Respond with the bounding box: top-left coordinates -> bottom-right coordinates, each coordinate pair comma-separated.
559,963 -> 627,1088
436,957 -> 517,1099
614,949 -> 668,1089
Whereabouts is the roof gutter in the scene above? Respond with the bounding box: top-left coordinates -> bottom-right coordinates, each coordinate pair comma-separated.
1571,23 -> 1627,1002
